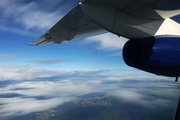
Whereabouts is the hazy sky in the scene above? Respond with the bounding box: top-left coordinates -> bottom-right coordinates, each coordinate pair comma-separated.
0,0 -> 180,120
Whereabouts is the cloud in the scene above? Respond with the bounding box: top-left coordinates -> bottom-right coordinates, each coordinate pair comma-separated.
0,97 -> 73,118
0,66 -> 167,81
0,64 -> 73,81
29,60 -> 70,64
0,69 -> 49,81
0,80 -> 100,119
0,69 -> 178,119
85,33 -> 128,51
0,64 -> 178,119
0,25 -> 39,36
0,0 -> 70,35
15,3 -> 62,30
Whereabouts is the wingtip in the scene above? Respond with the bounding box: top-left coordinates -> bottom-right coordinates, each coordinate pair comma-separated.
29,43 -> 37,46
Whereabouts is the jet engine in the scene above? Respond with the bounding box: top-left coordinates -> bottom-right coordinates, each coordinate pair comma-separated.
123,36 -> 180,77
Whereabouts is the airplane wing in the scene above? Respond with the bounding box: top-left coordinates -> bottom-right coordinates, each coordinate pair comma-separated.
31,0 -> 180,46
31,5 -> 106,46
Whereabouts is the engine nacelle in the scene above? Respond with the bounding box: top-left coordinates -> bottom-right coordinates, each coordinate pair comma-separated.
123,36 -> 180,77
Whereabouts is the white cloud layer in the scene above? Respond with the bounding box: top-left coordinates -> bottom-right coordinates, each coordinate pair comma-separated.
85,33 -> 128,51
0,64 -> 74,81
0,64 -> 170,81
0,66 -> 179,119
0,97 -> 69,118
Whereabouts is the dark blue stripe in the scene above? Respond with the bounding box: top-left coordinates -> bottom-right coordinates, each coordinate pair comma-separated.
155,0 -> 180,10
171,14 -> 180,24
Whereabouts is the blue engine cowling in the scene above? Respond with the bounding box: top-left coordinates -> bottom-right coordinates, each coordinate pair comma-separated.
123,36 -> 180,77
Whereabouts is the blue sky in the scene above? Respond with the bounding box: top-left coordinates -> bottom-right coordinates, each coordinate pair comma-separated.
0,0 -> 180,120
0,0 -> 130,71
